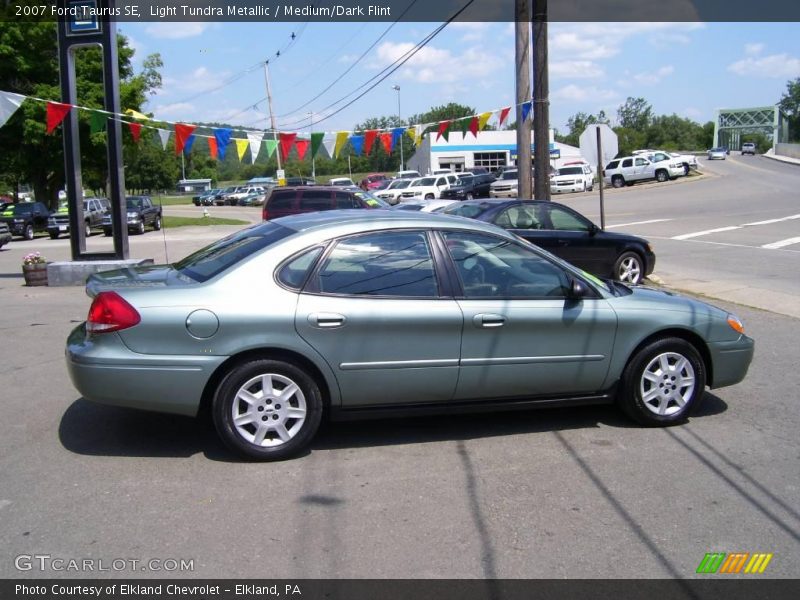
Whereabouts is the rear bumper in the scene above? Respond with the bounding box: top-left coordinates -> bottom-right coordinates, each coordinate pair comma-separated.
65,324 -> 227,417
707,335 -> 755,389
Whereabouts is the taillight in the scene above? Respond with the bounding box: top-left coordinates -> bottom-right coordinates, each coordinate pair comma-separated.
262,205 -> 269,220
87,291 -> 141,334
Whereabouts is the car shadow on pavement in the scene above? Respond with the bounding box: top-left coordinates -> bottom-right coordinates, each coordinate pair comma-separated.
59,393 -> 728,461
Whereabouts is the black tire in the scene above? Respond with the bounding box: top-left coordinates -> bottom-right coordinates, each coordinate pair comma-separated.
466,193 -> 474,200
612,175 -> 625,188
618,337 -> 706,426
23,224 -> 34,240
135,221 -> 145,235
153,215 -> 162,231
85,221 -> 92,238
655,169 -> 668,183
683,164 -> 690,176
103,229 -> 112,237
49,231 -> 59,240
425,193 -> 435,200
614,251 -> 644,284
213,359 -> 323,461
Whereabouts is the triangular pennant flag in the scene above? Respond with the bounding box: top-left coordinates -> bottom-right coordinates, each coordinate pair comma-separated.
247,131 -> 264,164
405,127 -> 417,146
349,134 -> 364,156
310,132 -> 324,158
174,123 -> 196,154
46,102 -> 72,134
498,107 -> 511,128
235,138 -> 249,162
157,128 -> 171,150
127,121 -> 142,143
214,128 -> 232,160
322,135 -> 336,159
379,132 -> 392,155
264,139 -> 277,158
0,91 -> 25,128
391,127 -> 404,150
468,116 -> 480,138
208,137 -> 218,160
125,109 -> 149,121
458,117 -> 471,136
183,134 -> 196,155
89,111 -> 107,134
334,131 -> 349,158
278,132 -> 296,161
364,130 -> 378,155
478,112 -> 492,131
521,101 -> 532,122
436,120 -> 451,142
295,139 -> 310,162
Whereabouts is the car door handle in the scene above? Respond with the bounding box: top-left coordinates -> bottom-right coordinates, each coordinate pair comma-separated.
557,239 -> 569,246
473,314 -> 506,328
308,313 -> 346,328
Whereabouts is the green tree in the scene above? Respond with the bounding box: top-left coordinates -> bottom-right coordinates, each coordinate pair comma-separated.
124,131 -> 180,193
556,110 -> 608,147
617,97 -> 653,131
778,77 -> 800,141
0,20 -> 163,209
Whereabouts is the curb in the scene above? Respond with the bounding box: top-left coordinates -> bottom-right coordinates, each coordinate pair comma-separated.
762,153 -> 800,167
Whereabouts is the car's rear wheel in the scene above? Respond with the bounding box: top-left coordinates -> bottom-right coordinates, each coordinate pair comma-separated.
655,169 -> 668,183
612,175 -> 625,188
103,229 -> 112,237
49,231 -> 59,240
466,193 -> 474,200
683,164 -> 690,176
614,251 -> 644,284
619,337 -> 705,426
85,221 -> 92,238
213,359 -> 323,461
425,193 -> 434,200
153,215 -> 162,231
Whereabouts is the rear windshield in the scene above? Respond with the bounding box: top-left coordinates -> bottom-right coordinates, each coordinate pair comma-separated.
558,167 -> 583,175
174,222 -> 295,283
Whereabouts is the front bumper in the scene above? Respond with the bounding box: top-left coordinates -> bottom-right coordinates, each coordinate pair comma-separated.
490,188 -> 517,198
707,335 -> 755,389
66,324 -> 227,417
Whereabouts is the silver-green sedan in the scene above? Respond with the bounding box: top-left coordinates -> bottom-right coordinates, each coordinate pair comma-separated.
66,211 -> 754,460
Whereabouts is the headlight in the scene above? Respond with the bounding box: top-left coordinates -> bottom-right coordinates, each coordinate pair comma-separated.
726,314 -> 745,335
13,218 -> 24,223
127,212 -> 138,219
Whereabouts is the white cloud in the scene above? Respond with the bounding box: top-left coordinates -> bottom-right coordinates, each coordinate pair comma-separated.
552,84 -> 618,103
682,107 -> 703,119
728,53 -> 800,78
551,60 -> 605,79
153,66 -> 235,101
550,31 -> 619,60
632,65 -> 675,85
744,43 -> 765,56
145,22 -> 209,39
150,102 -> 195,118
369,41 -> 505,84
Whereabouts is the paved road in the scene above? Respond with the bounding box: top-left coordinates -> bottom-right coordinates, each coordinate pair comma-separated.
0,158 -> 798,579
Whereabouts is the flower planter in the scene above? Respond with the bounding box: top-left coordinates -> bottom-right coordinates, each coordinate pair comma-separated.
22,263 -> 48,286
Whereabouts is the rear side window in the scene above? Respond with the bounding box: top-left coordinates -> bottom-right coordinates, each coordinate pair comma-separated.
299,190 -> 333,211
268,190 -> 296,210
335,192 -> 356,209
443,203 -> 489,219
606,160 -> 619,170
622,159 -> 633,168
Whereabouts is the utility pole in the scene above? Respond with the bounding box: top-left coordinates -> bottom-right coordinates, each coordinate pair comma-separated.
515,0 -> 532,200
264,61 -> 282,174
392,84 -> 404,171
532,0 -> 551,200
307,111 -> 316,180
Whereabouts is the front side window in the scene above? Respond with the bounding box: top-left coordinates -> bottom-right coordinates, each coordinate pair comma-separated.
635,158 -> 648,166
544,205 -> 591,232
442,231 -> 571,299
621,159 -> 633,168
335,192 -> 356,209
314,231 -> 439,297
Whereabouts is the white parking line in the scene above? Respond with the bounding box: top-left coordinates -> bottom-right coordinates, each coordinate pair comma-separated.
742,214 -> 800,227
672,226 -> 741,240
606,219 -> 672,229
762,237 -> 800,250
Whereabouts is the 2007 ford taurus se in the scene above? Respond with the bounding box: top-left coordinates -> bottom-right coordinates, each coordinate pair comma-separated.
66,211 -> 754,460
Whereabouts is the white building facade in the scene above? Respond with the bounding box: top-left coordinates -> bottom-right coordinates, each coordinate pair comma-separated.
406,129 -> 585,174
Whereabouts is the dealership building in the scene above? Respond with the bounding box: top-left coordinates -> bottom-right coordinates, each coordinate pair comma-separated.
406,129 -> 585,174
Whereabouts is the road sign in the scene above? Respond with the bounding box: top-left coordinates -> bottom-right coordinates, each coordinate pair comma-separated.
579,124 -> 618,166
276,169 -> 286,186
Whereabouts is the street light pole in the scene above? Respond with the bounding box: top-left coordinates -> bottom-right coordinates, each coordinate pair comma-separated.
307,111 -> 315,180
264,60 -> 281,174
392,84 -> 403,171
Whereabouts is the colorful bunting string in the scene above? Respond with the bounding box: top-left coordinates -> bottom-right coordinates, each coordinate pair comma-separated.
310,132 -> 324,159
214,128 -> 232,160
174,123 -> 196,154
278,132 -> 296,161
46,101 -> 71,134
208,137 -> 218,160
294,139 -> 310,162
127,122 -> 142,143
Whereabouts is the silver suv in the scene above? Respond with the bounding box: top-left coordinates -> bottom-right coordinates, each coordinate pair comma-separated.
741,143 -> 756,156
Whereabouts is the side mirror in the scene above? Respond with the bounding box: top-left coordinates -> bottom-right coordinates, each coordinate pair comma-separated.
569,278 -> 588,299
588,223 -> 599,236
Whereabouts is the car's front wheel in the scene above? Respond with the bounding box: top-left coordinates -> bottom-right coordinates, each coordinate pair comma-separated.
619,337 -> 705,426
135,221 -> 145,235
614,251 -> 644,284
213,359 -> 323,461
49,231 -> 59,240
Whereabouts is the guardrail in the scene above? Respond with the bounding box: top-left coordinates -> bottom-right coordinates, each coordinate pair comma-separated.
775,143 -> 800,159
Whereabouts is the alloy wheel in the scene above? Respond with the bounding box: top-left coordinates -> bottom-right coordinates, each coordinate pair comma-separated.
639,352 -> 696,416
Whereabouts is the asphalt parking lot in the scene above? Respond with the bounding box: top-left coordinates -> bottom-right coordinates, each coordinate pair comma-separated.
0,159 -> 798,579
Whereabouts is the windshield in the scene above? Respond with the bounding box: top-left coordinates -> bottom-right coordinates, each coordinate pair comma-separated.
175,222 -> 295,283
353,191 -> 391,208
3,204 -> 34,215
389,179 -> 411,189
557,167 -> 583,176
457,175 -> 474,185
501,171 -> 518,180
126,198 -> 143,209
415,177 -> 437,186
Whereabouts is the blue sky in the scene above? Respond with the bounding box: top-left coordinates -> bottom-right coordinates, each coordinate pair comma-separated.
120,21 -> 800,134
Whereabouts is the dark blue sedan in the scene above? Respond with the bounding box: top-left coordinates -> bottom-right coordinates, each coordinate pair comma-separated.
442,199 -> 656,284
